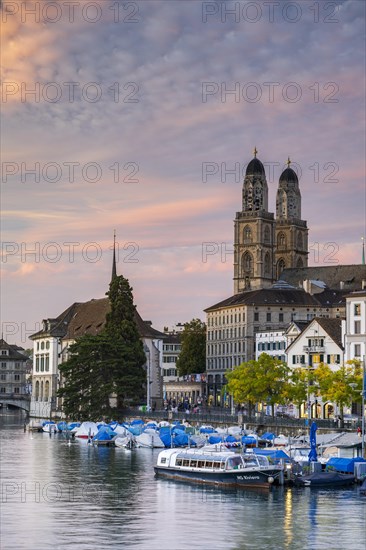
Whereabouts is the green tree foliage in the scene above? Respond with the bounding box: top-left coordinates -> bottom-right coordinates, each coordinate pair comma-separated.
176,319 -> 206,376
313,360 -> 363,425
58,275 -> 146,419
226,353 -> 290,417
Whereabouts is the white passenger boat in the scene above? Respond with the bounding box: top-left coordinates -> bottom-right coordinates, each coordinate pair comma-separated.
154,447 -> 284,488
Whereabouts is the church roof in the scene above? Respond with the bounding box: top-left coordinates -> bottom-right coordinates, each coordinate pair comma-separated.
245,157 -> 265,176
280,265 -> 366,291
279,167 -> 298,185
30,298 -> 166,341
204,287 -> 346,312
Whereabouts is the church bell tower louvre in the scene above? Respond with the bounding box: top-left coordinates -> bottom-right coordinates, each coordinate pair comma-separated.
233,151 -> 308,294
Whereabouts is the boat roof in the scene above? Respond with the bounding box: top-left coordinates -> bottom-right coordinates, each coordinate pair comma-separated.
175,452 -> 235,461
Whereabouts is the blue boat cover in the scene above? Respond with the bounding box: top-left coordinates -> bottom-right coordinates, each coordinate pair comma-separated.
131,419 -> 145,425
254,449 -> 289,459
199,427 -> 217,434
326,457 -> 366,473
208,435 -> 223,444
261,432 -> 276,440
92,426 -> 117,441
242,436 -> 257,445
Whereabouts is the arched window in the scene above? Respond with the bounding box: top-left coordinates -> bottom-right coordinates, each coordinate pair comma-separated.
277,258 -> 286,279
264,252 -> 271,276
40,381 -> 44,401
264,226 -> 270,244
243,226 -> 252,243
35,381 -> 39,401
45,381 -> 50,401
277,233 -> 286,248
242,252 -> 253,275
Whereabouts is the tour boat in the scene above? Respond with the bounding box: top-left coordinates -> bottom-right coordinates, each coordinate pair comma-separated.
154,447 -> 284,488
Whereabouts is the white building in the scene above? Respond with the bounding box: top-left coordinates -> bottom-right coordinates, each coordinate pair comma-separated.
344,290 -> 366,363
255,330 -> 287,361
286,317 -> 343,419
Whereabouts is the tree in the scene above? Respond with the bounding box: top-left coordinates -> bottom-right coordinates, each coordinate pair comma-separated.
58,275 -> 146,419
313,360 -> 363,426
226,353 -> 290,417
176,319 -> 206,376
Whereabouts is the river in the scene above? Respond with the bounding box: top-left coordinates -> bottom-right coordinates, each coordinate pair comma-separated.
1,412 -> 365,550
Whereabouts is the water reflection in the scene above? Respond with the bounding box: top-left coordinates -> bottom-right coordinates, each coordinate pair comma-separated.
1,413 -> 365,550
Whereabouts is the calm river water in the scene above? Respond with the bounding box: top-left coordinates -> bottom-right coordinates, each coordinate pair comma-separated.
1,412 -> 365,550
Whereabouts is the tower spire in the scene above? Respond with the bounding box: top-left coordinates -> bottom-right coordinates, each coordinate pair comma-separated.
286,157 -> 291,167
253,146 -> 258,158
362,236 -> 365,265
111,230 -> 117,282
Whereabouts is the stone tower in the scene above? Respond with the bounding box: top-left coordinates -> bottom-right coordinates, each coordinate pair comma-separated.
234,148 -> 276,293
275,159 -> 308,278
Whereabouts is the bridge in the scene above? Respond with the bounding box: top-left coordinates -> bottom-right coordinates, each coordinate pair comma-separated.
0,393 -> 31,413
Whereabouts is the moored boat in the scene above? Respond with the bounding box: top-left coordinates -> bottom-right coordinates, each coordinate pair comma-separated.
154,447 -> 284,488
294,471 -> 355,487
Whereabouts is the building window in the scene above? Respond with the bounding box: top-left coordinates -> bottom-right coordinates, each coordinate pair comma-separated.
14,374 -> 20,381
0,387 -> 5,393
244,226 -> 252,243
46,341 -> 50,350
1,363 -> 6,369
277,233 -> 286,248
41,341 -> 45,350
36,357 -> 39,372
354,321 -> 361,334
354,304 -> 361,316
0,374 -> 6,381
15,362 -> 20,369
354,344 -> 361,357
14,387 -> 20,394
254,312 -> 259,322
264,226 -> 270,244
279,313 -> 284,322
1,350 -> 8,356
266,312 -> 271,322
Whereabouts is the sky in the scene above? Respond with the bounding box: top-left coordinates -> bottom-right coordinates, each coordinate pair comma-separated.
1,0 -> 365,346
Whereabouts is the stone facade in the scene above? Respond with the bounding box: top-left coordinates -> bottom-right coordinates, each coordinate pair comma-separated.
234,152 -> 308,294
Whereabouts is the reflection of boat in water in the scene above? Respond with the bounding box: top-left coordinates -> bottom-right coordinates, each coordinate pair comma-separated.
294,471 -> 355,487
154,447 -> 284,488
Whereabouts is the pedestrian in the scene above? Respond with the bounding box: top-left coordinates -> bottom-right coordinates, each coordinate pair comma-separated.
357,426 -> 361,437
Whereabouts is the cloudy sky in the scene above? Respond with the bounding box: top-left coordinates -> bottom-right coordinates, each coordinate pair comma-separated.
1,0 -> 365,346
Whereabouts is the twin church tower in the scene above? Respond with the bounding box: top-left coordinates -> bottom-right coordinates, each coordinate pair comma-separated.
234,148 -> 308,293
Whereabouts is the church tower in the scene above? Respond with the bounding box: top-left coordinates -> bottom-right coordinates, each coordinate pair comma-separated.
275,159 -> 308,278
234,149 -> 276,293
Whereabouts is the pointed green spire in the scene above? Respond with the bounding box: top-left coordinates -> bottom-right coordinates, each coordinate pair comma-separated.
111,230 -> 117,282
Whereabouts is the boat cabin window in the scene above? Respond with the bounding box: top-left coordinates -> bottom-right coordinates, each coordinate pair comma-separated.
176,458 -> 183,466
213,461 -> 221,469
190,460 -> 198,468
197,460 -> 205,468
226,456 -> 243,469
182,459 -> 190,467
205,460 -> 213,469
160,457 -> 167,464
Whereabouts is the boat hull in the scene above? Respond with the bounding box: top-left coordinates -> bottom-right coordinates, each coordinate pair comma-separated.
294,472 -> 355,487
154,466 -> 282,488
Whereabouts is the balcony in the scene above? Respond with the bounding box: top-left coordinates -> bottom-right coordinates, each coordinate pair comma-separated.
303,346 -> 325,353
